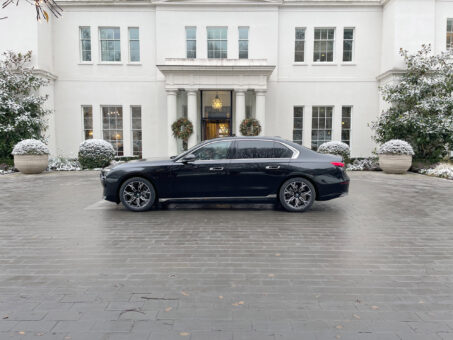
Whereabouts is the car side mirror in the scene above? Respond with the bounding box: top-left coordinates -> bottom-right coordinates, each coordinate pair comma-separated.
181,153 -> 197,163
170,155 -> 176,159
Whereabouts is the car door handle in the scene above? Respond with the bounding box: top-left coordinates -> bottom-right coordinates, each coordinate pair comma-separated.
265,165 -> 280,170
209,167 -> 224,171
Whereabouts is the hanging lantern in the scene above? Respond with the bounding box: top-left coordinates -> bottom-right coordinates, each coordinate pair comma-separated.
211,93 -> 223,110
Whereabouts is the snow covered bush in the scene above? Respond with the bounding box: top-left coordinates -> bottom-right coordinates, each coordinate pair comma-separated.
78,139 -> 115,169
419,163 -> 453,180
347,158 -> 380,171
11,139 -> 49,155
371,45 -> 453,163
0,51 -> 49,161
377,139 -> 414,156
48,156 -> 81,171
317,141 -> 350,162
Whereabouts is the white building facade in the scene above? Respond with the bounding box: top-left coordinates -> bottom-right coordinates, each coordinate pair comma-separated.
1,0 -> 453,158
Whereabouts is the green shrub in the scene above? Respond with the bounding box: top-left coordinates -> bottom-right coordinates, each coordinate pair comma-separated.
78,139 -> 115,169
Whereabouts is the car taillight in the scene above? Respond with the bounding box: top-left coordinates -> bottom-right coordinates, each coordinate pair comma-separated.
331,161 -> 345,167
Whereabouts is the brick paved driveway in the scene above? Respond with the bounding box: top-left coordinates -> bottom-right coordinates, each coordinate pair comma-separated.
0,171 -> 453,340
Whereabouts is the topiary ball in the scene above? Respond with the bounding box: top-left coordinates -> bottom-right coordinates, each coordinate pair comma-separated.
78,139 -> 115,169
12,139 -> 50,155
377,139 -> 414,156
317,141 -> 351,162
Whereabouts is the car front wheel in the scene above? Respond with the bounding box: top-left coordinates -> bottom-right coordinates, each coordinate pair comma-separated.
279,177 -> 315,212
119,177 -> 156,212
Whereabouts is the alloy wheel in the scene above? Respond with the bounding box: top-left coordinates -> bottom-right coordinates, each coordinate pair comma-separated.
283,180 -> 312,210
122,180 -> 152,209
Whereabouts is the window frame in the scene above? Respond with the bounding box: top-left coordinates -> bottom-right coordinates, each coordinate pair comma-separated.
101,105 -> 124,156
293,106 -> 304,145
185,26 -> 197,59
447,19 -> 453,50
311,106 -> 333,150
79,26 -> 92,63
294,27 -> 306,63
207,26 -> 228,59
313,27 -> 335,63
130,105 -> 142,158
99,27 -> 122,63
238,26 -> 249,59
341,106 -> 352,146
81,105 -> 93,140
342,27 -> 355,63
128,27 -> 140,63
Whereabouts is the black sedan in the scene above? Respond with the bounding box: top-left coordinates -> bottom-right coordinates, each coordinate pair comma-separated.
100,137 -> 349,212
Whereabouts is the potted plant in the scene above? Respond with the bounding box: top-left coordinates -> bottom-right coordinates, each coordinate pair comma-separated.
377,139 -> 414,174
11,139 -> 50,174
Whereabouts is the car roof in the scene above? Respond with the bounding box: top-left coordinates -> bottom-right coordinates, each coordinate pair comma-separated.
208,136 -> 288,142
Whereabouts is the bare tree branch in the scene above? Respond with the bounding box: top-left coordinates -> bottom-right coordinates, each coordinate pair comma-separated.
1,0 -> 62,20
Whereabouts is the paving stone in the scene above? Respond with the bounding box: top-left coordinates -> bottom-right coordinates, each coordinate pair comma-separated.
191,331 -> 233,340
51,320 -> 96,333
11,320 -> 57,333
91,320 -> 134,332
0,171 -> 453,340
44,310 -> 82,321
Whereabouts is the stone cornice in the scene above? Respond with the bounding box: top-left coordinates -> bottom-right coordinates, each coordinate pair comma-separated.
33,69 -> 58,81
376,68 -> 405,81
56,0 -> 386,7
157,58 -> 275,75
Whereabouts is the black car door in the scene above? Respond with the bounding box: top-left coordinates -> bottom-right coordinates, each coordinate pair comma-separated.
228,140 -> 294,197
170,140 -> 234,198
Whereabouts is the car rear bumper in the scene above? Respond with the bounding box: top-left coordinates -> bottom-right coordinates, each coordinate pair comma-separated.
317,179 -> 349,201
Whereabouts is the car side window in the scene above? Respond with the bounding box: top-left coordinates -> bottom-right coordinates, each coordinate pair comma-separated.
192,141 -> 232,160
273,142 -> 293,158
235,140 -> 274,159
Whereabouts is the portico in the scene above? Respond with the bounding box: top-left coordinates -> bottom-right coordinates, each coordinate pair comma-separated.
157,59 -> 275,156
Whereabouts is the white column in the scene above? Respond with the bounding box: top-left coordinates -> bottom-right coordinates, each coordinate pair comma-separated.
187,90 -> 198,148
303,106 -> 312,149
166,90 -> 178,157
123,104 -> 132,156
332,105 -> 342,141
255,90 -> 266,136
235,90 -> 246,136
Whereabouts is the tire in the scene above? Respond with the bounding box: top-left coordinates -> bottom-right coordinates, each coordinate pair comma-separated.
279,177 -> 315,212
119,177 -> 156,212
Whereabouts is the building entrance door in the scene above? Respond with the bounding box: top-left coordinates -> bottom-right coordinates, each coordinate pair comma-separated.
200,90 -> 232,140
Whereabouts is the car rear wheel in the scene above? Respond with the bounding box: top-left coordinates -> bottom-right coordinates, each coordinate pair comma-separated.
120,177 -> 156,212
279,177 -> 315,212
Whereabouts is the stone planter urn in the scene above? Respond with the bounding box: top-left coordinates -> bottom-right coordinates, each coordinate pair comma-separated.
377,139 -> 415,175
14,154 -> 49,174
378,154 -> 412,174
11,139 -> 50,175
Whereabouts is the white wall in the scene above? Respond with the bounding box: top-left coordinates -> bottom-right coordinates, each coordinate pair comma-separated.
51,6 -> 168,158
381,0 -> 436,73
3,0 -> 453,159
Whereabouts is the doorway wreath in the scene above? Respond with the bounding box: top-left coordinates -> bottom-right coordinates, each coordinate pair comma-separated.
172,118 -> 193,151
239,118 -> 262,136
